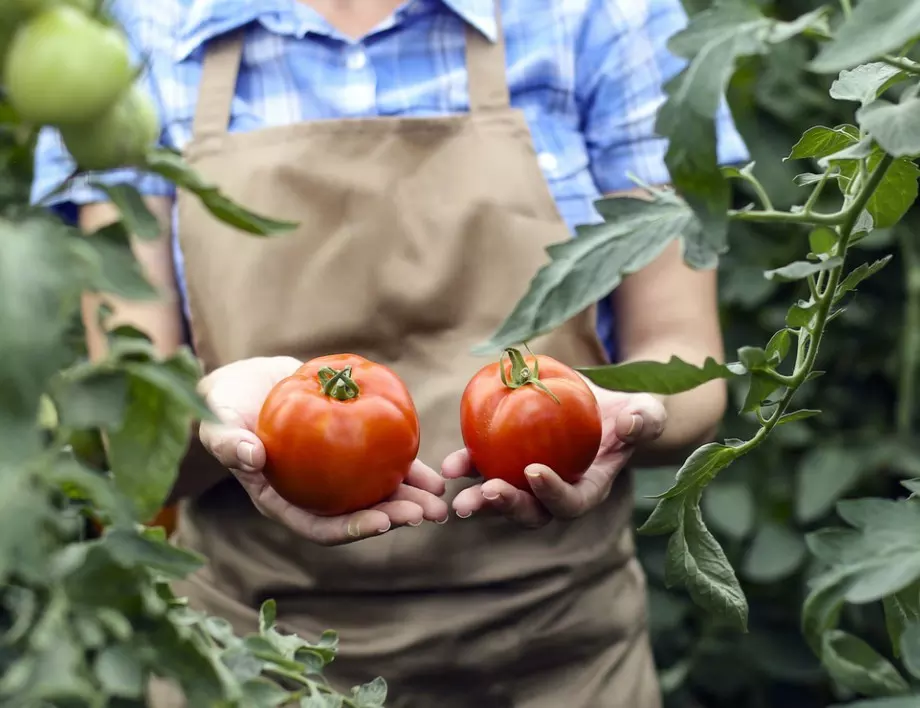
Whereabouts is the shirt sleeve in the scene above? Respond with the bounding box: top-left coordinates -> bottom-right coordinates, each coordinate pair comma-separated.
576,0 -> 750,194
29,10 -> 176,225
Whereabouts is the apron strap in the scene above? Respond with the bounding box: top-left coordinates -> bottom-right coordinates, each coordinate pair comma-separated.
191,2 -> 510,137
465,1 -> 511,112
192,31 -> 245,138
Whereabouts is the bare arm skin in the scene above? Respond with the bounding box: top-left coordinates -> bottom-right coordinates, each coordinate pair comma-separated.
608,190 -> 728,467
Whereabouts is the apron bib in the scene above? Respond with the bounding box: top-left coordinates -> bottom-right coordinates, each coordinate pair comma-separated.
156,6 -> 661,706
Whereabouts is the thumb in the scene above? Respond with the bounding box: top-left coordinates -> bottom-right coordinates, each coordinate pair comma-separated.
199,405 -> 266,473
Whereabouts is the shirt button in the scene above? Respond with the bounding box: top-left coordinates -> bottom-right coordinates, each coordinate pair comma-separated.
538,152 -> 558,172
346,49 -> 368,70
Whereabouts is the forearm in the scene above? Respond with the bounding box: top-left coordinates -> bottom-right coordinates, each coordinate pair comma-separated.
619,341 -> 727,467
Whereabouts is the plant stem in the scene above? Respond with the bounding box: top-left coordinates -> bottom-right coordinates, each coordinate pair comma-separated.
897,229 -> 920,435
734,154 -> 895,456
881,55 -> 920,75
728,208 -> 844,227
839,0 -> 852,17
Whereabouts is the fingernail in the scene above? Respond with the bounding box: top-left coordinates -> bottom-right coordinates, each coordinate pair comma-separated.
347,519 -> 362,538
525,469 -> 543,488
626,414 -> 643,439
237,442 -> 254,467
456,510 -> 472,519
436,516 -> 449,525
408,520 -> 423,527
483,491 -> 500,502
376,521 -> 392,534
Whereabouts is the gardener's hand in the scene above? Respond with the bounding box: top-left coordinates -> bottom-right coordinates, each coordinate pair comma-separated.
443,386 -> 667,528
197,356 -> 449,546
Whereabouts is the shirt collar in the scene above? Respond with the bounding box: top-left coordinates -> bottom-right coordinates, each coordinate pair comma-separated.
175,0 -> 498,61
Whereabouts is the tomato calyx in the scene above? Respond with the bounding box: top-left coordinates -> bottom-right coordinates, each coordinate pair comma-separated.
317,366 -> 361,401
499,347 -> 561,404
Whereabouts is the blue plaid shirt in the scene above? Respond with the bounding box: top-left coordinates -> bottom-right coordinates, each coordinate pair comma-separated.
31,0 -> 748,355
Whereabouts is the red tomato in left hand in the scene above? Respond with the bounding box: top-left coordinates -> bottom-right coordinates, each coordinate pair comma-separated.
256,354 -> 420,517
460,348 -> 603,492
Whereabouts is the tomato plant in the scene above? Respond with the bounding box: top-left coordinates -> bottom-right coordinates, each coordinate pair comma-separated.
460,347 -> 601,490
257,354 -> 420,516
487,0 -> 920,704
3,5 -> 132,126
0,3 -> 388,706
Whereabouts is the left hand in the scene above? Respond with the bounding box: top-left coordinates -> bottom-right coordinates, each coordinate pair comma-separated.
442,387 -> 667,528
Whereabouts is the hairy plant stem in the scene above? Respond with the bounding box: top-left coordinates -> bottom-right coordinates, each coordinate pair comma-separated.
881,55 -> 920,75
730,153 -> 896,456
727,208 -> 844,226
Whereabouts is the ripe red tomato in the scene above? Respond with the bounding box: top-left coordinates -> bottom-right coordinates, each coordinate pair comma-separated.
256,354 -> 420,517
460,348 -> 602,491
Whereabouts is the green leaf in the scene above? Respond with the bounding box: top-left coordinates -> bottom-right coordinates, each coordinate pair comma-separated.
240,678 -> 291,708
856,153 -> 919,229
900,622 -> 920,680
765,257 -> 843,282
75,222 -> 158,300
858,97 -> 920,158
811,0 -> 920,74
144,148 -> 298,235
702,481 -> 755,541
835,256 -> 895,303
777,409 -> 821,425
638,495 -> 684,535
802,573 -> 848,654
884,583 -> 920,658
786,300 -> 818,329
820,630 -> 911,698
94,645 -> 145,698
787,125 -> 859,161
102,528 -> 203,578
351,677 -> 388,707
805,499 -> 920,605
0,218 -> 84,464
51,370 -> 129,429
796,446 -> 866,523
741,372 -> 778,414
742,522 -> 807,583
765,329 -> 792,364
657,443 -> 738,500
91,183 -> 161,240
474,193 -> 697,353
830,63 -> 906,107
658,2 -> 826,233
664,492 -> 748,631
124,350 -> 212,421
579,355 -> 738,395
107,375 -> 193,523
809,227 -> 838,255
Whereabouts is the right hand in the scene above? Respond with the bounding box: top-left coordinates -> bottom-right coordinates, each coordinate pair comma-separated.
197,356 -> 449,546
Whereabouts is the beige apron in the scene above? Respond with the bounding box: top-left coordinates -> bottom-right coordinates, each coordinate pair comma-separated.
155,6 -> 661,707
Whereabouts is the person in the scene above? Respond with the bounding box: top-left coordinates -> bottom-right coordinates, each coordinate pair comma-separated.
32,1 -> 748,706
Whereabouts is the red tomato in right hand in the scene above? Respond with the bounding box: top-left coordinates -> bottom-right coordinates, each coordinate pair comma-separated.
256,354 -> 420,517
460,348 -> 603,492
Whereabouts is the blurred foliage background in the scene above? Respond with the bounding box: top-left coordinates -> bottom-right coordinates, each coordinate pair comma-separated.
639,1 -> 920,706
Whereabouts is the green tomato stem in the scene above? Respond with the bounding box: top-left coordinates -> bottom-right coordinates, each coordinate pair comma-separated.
318,366 -> 360,401
897,230 -> 920,435
728,208 -> 845,227
881,55 -> 920,75
500,347 -> 561,404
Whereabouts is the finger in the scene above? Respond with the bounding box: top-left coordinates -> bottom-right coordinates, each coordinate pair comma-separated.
200,417 -> 266,474
452,483 -> 488,518
405,459 -> 447,496
480,478 -> 552,529
244,482 -> 393,546
390,485 -> 450,523
525,464 -> 595,519
441,448 -> 479,480
372,499 -> 426,527
615,394 -> 668,446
